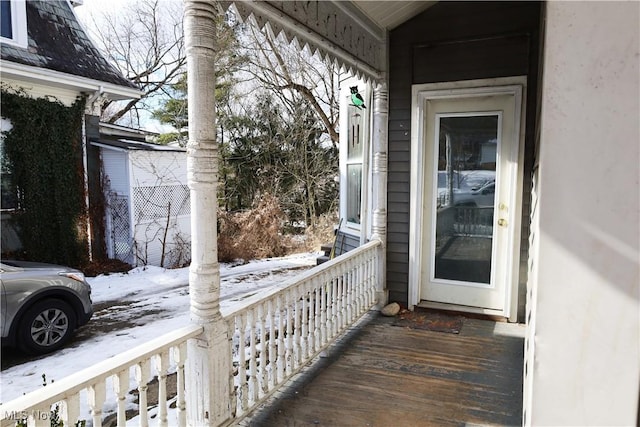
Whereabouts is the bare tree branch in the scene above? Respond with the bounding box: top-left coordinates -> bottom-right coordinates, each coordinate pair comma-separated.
241,24 -> 342,149
81,0 -> 186,125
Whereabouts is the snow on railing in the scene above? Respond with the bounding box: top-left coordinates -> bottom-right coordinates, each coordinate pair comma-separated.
222,239 -> 382,420
0,324 -> 203,427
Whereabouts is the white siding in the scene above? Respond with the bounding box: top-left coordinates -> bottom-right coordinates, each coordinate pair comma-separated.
129,151 -> 187,187
128,150 -> 190,267
133,215 -> 191,268
100,146 -> 190,267
1,78 -> 83,107
525,3 -> 640,425
101,149 -> 129,196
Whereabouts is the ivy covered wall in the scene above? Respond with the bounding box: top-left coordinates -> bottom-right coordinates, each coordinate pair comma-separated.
1,89 -> 89,267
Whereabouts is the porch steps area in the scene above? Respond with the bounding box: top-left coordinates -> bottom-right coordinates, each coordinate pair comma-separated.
241,310 -> 524,426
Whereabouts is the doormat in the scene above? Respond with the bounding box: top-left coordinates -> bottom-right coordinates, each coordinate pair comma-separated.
392,310 -> 463,334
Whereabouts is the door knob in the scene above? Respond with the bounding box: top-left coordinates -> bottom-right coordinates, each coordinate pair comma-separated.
498,218 -> 508,227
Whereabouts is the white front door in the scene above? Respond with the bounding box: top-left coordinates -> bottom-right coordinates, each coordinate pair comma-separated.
410,81 -> 525,315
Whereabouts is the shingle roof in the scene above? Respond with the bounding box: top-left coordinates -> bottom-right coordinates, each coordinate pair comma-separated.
1,1 -> 138,90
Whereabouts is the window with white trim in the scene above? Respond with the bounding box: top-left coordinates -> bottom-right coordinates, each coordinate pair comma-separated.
0,0 -> 27,48
345,103 -> 364,225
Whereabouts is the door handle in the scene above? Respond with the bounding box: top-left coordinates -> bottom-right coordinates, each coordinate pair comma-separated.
498,218 -> 508,227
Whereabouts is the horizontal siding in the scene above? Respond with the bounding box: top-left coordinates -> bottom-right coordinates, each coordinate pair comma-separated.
101,149 -> 129,195
386,1 -> 541,310
2,78 -> 82,107
129,151 -> 188,187
387,182 -> 409,193
133,215 -> 190,267
413,35 -> 531,83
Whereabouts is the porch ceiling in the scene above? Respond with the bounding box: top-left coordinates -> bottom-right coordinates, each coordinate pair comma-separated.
226,1 -> 436,82
351,1 -> 436,31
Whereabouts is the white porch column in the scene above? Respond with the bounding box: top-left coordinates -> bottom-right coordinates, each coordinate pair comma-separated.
184,1 -> 231,426
371,83 -> 388,307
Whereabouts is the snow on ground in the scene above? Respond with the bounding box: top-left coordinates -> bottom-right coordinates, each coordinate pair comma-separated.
0,252 -> 318,404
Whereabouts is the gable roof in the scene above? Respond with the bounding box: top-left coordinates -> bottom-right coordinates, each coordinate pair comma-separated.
0,0 -> 137,90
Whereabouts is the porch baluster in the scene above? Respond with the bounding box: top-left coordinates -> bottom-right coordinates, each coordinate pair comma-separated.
320,273 -> 329,346
248,308 -> 258,406
155,351 -> 169,427
367,255 -> 375,306
60,394 -> 80,427
276,295 -> 285,383
354,256 -> 362,316
301,288 -> 309,360
337,267 -> 345,330
267,299 -> 276,388
313,284 -> 321,352
344,264 -> 352,324
88,382 -> 106,427
237,313 -> 248,412
135,359 -> 151,427
284,291 -> 294,376
174,343 -> 187,427
258,303 -> 268,396
294,287 -> 303,369
31,404 -> 50,427
331,276 -> 338,338
113,370 -> 128,427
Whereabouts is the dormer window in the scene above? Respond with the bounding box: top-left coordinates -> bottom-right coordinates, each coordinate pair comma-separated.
0,0 -> 27,48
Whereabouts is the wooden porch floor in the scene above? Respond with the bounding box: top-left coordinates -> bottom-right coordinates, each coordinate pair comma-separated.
241,309 -> 524,427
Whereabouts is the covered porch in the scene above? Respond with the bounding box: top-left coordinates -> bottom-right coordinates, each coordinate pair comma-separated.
241,310 -> 524,427
0,1 -> 637,427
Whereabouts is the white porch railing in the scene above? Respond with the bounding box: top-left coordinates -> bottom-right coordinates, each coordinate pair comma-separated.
224,239 -> 381,420
0,325 -> 203,427
0,239 -> 382,427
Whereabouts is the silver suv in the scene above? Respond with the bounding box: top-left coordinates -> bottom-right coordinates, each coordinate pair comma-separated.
1,260 -> 93,354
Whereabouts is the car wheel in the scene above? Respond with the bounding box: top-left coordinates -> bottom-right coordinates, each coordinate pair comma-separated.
18,299 -> 77,354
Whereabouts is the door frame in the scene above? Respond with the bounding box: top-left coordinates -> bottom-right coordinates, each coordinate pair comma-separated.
408,77 -> 527,321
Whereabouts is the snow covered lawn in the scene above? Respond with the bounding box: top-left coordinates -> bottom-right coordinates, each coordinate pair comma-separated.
0,252 -> 317,403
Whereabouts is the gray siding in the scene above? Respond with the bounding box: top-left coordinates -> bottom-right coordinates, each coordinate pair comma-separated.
386,1 -> 542,317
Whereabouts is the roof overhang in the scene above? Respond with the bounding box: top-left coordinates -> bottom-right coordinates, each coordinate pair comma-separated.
91,139 -> 185,153
0,60 -> 142,101
227,1 -> 436,82
350,1 -> 437,31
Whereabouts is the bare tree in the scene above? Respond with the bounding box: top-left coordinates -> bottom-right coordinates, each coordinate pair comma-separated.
81,0 -> 186,125
239,23 -> 343,149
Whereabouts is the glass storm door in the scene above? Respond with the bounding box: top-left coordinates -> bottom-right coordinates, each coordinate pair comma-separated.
420,89 -> 522,311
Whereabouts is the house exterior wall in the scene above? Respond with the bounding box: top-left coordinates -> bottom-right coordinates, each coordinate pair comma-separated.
129,150 -> 190,268
524,2 -> 640,425
387,1 -> 541,317
0,77 -> 81,106
128,150 -> 187,187
101,149 -> 129,195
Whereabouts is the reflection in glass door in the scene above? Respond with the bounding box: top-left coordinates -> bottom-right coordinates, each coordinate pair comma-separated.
432,114 -> 499,285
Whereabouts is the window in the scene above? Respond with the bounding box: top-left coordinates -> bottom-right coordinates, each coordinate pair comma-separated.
345,104 -> 364,225
0,0 -> 27,48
